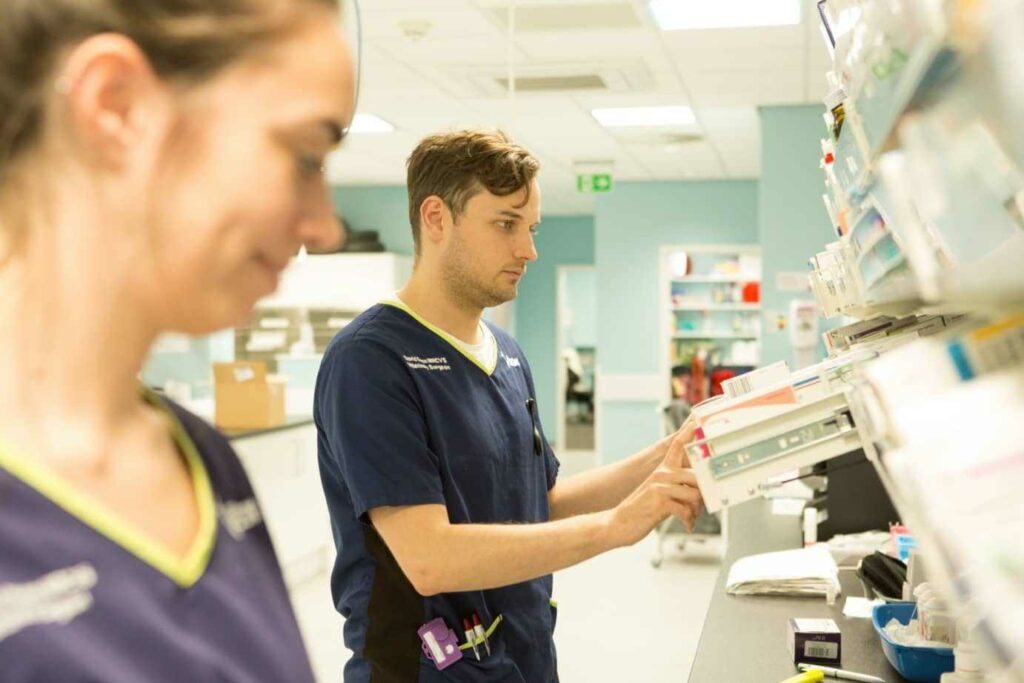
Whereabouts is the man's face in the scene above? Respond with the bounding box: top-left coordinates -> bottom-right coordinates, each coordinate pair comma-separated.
440,179 -> 541,310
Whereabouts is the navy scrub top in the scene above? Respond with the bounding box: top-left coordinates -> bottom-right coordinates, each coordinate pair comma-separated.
315,301 -> 561,683
0,394 -> 316,683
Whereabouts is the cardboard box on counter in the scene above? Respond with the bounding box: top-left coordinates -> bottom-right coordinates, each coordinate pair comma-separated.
213,361 -> 286,430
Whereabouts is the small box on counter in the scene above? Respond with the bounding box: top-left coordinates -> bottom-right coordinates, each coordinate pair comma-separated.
213,361 -> 286,430
788,618 -> 842,665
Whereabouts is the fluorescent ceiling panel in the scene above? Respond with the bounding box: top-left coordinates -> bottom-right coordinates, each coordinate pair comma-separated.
348,113 -> 395,134
591,105 -> 696,128
649,0 -> 802,30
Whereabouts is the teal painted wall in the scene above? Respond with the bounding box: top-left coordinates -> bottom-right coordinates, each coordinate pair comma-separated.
514,217 -> 596,445
331,185 -> 413,256
758,105 -> 836,366
141,331 -> 234,399
564,268 -> 597,349
594,181 -> 759,462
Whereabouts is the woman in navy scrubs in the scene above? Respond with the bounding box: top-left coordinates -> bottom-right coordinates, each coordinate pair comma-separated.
0,0 -> 355,679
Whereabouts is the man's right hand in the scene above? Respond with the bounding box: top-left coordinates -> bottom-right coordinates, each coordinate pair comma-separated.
608,425 -> 704,547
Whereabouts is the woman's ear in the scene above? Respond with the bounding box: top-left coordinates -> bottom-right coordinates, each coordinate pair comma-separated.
58,33 -> 165,169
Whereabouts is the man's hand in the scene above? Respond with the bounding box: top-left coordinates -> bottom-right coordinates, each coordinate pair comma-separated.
608,421 -> 704,547
672,415 -> 697,468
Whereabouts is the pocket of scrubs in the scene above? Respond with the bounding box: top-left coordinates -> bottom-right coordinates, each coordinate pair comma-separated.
457,614 -> 503,654
499,403 -> 540,472
418,614 -> 527,683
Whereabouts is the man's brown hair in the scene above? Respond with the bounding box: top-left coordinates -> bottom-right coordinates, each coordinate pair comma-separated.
406,129 -> 540,252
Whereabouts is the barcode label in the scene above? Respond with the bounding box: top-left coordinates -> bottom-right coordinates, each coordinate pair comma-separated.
804,642 -> 838,659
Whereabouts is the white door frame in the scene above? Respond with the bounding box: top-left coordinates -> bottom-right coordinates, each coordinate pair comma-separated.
555,265 -> 596,456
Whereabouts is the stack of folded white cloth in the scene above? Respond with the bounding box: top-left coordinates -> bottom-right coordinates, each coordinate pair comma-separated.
726,545 -> 842,598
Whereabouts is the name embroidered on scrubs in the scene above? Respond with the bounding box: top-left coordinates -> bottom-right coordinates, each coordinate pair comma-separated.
403,355 -> 452,372
0,563 -> 97,641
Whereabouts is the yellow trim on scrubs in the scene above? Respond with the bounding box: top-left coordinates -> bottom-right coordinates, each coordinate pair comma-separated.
382,298 -> 498,376
0,389 -> 217,588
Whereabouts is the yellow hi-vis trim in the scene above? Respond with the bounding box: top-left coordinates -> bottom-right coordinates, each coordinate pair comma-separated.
0,389 -> 217,588
381,298 -> 497,376
458,614 -> 504,651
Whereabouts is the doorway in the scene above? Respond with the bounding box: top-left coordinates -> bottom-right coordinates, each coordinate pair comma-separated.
556,266 -> 597,473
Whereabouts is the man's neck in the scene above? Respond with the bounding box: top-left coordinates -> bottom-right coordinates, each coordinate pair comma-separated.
397,269 -> 484,344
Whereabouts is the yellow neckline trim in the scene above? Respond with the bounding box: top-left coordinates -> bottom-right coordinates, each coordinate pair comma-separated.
382,299 -> 497,376
0,390 -> 217,588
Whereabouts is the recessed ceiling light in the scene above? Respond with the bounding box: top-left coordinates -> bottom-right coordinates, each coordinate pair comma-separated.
591,105 -> 696,128
648,0 -> 801,30
348,113 -> 395,134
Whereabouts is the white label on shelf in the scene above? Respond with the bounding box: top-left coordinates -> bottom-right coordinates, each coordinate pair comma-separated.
232,367 -> 256,383
775,271 -> 811,292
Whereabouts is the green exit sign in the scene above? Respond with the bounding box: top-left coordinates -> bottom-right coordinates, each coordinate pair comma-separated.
577,173 -> 614,193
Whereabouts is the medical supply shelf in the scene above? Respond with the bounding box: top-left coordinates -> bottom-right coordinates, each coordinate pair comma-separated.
686,3 -> 1024,680
686,352 -> 871,514
813,1 -> 1024,678
686,499 -> 907,683
671,304 -> 762,312
660,245 -> 762,401
671,332 -> 759,340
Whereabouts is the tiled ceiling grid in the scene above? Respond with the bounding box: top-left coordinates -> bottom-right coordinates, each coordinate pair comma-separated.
327,0 -> 833,215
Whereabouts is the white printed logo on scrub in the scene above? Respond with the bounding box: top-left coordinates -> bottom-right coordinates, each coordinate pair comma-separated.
0,562 -> 97,642
502,352 -> 521,369
403,355 -> 452,372
219,498 -> 264,540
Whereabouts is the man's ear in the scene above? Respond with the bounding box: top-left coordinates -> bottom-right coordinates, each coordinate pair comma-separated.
59,33 -> 164,169
419,195 -> 449,247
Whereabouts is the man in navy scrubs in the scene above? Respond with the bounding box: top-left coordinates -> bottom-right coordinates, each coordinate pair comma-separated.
315,130 -> 703,682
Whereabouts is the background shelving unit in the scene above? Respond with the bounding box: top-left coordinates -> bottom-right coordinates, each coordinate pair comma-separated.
659,244 -> 762,405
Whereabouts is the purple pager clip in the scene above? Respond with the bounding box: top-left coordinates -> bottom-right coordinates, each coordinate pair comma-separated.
418,618 -> 464,671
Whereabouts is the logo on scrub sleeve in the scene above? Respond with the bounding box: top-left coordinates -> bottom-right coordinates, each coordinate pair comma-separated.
219,498 -> 264,540
502,352 -> 521,368
0,563 -> 97,642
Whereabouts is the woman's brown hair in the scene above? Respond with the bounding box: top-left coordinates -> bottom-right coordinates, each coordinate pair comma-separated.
0,0 -> 337,178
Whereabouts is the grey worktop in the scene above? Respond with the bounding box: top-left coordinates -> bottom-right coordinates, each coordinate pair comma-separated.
687,499 -> 908,683
222,415 -> 315,441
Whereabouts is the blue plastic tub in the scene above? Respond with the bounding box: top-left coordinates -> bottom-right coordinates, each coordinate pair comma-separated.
872,603 -> 955,683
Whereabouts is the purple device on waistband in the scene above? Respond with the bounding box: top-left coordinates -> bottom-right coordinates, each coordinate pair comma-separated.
418,618 -> 464,671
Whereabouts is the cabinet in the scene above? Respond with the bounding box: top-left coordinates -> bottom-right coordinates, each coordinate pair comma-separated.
230,423 -> 332,588
256,253 -> 412,311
